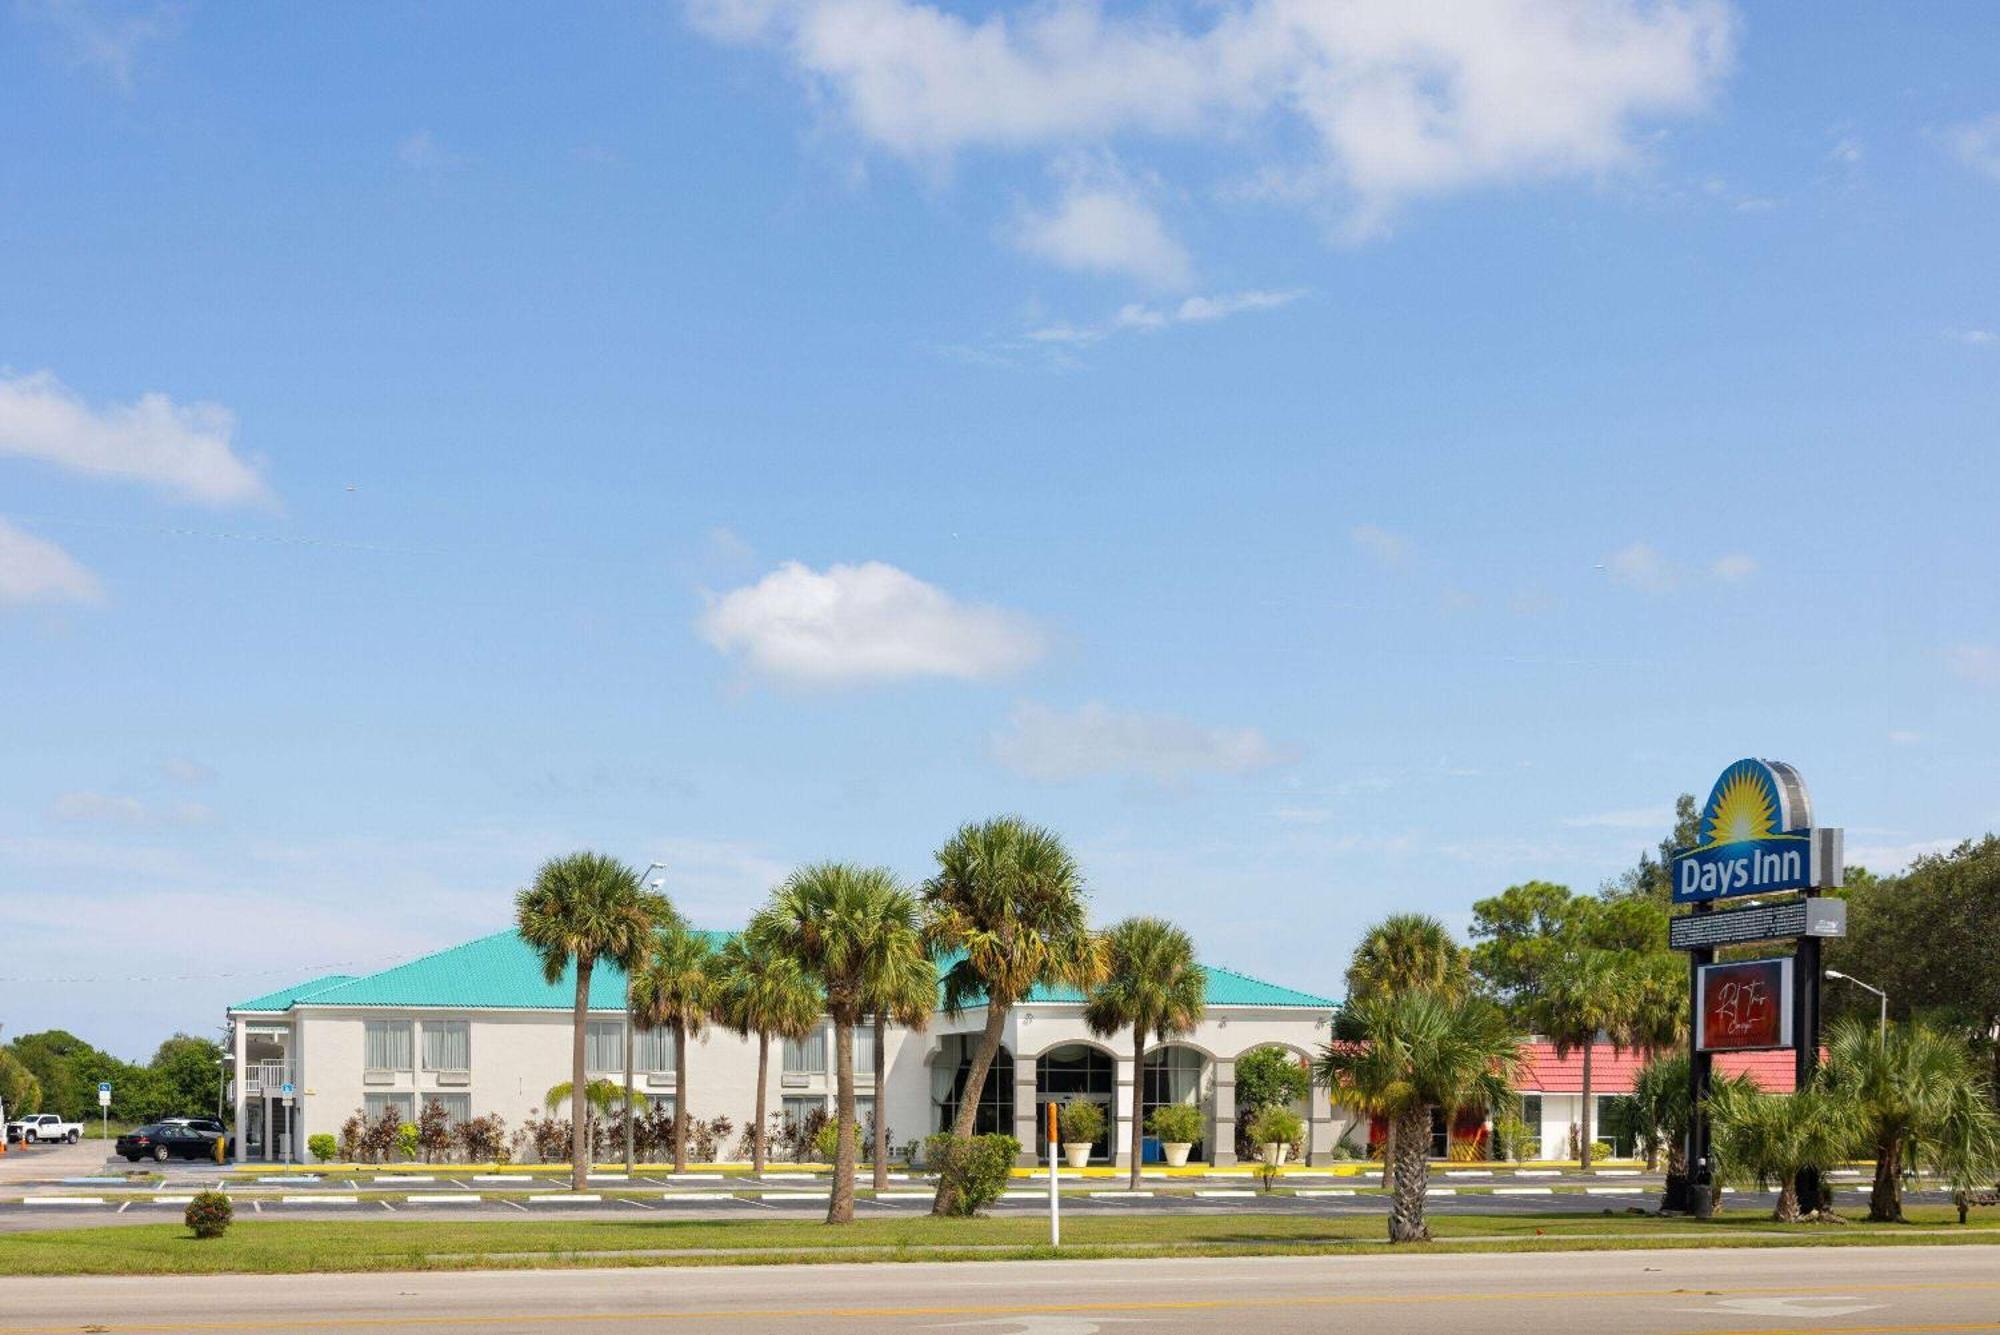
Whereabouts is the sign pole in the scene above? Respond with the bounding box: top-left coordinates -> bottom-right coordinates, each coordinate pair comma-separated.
1685,905 -> 1714,1217
1794,932 -> 1824,1212
1047,1102 -> 1061,1250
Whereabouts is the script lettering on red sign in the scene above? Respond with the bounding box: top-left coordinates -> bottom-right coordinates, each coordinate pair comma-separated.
1697,958 -> 1791,1052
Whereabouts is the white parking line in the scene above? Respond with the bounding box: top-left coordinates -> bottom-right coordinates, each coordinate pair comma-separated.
1295,1189 -> 1355,1198
1496,1187 -> 1553,1195
283,1195 -> 356,1204
23,1197 -> 107,1206
406,1194 -> 481,1204
150,1195 -> 196,1205
1445,1170 -> 1493,1177
1513,1170 -> 1561,1177
1592,1169 -> 1641,1176
759,1192 -> 825,1201
1196,1189 -> 1257,1198
1586,1187 -> 1642,1195
529,1194 -> 600,1203
1425,1188 -> 1456,1197
1091,1191 -> 1151,1199
373,1176 -> 434,1184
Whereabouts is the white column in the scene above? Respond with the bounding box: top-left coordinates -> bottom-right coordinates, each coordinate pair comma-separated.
1307,1080 -> 1334,1164
1112,1054 -> 1137,1168
1011,1061 -> 1040,1168
1210,1057 -> 1237,1166
231,1020 -> 248,1164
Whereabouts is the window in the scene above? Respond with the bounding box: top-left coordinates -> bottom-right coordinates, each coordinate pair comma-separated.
636,1027 -> 677,1074
854,1028 -> 876,1076
782,1095 -> 825,1124
782,1028 -> 827,1076
364,1021 -> 413,1071
585,1021 -> 624,1074
1515,1094 -> 1544,1160
422,1093 -> 471,1127
421,1021 -> 469,1073
935,1036 -> 1015,1137
1595,1095 -> 1637,1159
363,1093 -> 413,1123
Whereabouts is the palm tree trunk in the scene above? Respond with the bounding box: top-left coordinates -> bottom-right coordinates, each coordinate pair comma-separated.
1388,1105 -> 1431,1243
932,1001 -> 1010,1216
623,985 -> 636,1174
1130,1029 -> 1146,1189
1578,1043 -> 1595,1170
871,1014 -> 889,1193
752,1032 -> 770,1175
1380,1118 -> 1395,1189
1774,1180 -> 1801,1223
672,1020 -> 690,1173
829,1020 -> 856,1224
1868,1132 -> 1902,1223
570,959 -> 593,1192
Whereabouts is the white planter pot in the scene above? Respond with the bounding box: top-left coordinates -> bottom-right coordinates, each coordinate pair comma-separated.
1259,1143 -> 1291,1167
1063,1143 -> 1093,1170
1162,1142 -> 1193,1168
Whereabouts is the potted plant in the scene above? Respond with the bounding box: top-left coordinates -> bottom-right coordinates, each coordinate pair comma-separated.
1147,1103 -> 1203,1167
1058,1100 -> 1104,1169
1247,1104 -> 1303,1168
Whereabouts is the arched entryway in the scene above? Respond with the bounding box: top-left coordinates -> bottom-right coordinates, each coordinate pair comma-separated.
932,1036 -> 1014,1137
1141,1044 -> 1211,1162
1034,1043 -> 1115,1161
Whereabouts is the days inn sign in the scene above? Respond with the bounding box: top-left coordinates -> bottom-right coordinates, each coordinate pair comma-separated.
1670,758 -> 1844,905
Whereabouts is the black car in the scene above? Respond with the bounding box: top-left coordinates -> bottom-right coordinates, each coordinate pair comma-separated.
116,1124 -> 221,1162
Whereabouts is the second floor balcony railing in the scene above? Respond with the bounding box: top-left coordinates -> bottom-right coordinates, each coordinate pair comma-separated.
244,1062 -> 293,1092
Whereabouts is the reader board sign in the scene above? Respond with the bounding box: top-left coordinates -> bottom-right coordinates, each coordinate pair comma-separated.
1695,957 -> 1795,1052
1669,897 -> 1848,951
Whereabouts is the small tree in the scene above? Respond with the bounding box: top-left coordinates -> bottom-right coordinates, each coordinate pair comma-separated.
394,1122 -> 420,1163
416,1099 -> 453,1163
307,1133 -> 338,1164
1147,1102 -> 1204,1147
925,1133 -> 1019,1216
1820,1019 -> 2000,1223
1710,1085 -> 1854,1223
1247,1105 -> 1305,1192
1234,1046 -> 1310,1157
1058,1099 -> 1105,1150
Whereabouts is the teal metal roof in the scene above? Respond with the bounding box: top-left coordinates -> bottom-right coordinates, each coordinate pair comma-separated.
233,930 -> 1337,1014
230,974 -> 358,1013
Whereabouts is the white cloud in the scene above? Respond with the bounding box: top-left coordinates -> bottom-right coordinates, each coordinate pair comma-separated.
1846,837 -> 1957,875
0,518 -> 102,606
1945,645 -> 2000,687
1710,552 -> 1757,581
49,790 -> 212,825
1350,523 -> 1412,569
1561,806 -> 1667,830
1943,113 -> 2000,182
21,0 -> 177,90
1016,178 -> 1192,287
690,0 -> 1735,249
1024,287 -> 1304,347
993,700 -> 1288,783
698,560 -> 1045,685
0,370 -> 270,507
1605,541 -> 1676,594
1953,328 -> 1996,346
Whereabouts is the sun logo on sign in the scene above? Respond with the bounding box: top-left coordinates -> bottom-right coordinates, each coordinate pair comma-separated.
1704,765 -> 1778,848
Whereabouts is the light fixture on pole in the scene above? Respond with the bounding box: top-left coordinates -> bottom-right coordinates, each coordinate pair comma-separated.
625,860 -> 669,1174
1825,970 -> 1888,1036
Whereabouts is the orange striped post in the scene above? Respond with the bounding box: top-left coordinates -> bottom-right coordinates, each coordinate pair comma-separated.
1047,1101 -> 1061,1248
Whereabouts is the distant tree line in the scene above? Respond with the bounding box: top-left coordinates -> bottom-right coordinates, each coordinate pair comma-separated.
1,1030 -> 226,1123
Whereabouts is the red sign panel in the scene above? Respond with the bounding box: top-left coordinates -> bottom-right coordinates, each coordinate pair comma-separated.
1696,957 -> 1794,1052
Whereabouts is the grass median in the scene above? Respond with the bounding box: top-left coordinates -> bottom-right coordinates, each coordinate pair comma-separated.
1,1207 -> 1997,1276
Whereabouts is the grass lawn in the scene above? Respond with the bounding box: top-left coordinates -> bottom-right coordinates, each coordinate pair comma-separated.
1,1207 -> 1996,1276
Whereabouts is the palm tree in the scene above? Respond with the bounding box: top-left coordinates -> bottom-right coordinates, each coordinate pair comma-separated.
1820,1019 -> 2000,1222
543,1077 -> 625,1159
1344,913 -> 1471,1002
1623,1049 -> 1759,1209
1709,1084 -> 1854,1223
1083,917 -> 1206,1187
863,947 -> 937,1193
1317,990 -> 1519,1243
924,816 -> 1103,1216
752,863 -> 927,1224
1529,947 -> 1625,1169
1344,914 -> 1471,1183
628,927 -> 719,1172
515,852 -> 675,1190
712,934 -> 824,1175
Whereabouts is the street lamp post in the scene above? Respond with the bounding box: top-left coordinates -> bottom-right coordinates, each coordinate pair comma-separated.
625,861 -> 669,1174
1825,970 -> 1888,1036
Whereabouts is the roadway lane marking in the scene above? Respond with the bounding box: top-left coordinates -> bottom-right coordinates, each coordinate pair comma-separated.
7,1281 -> 1998,1334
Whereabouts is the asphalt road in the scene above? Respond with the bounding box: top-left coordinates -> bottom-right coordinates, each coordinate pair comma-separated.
2,1245 -> 1997,1333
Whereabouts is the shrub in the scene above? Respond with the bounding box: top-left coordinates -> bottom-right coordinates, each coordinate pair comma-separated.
926,1133 -> 1019,1216
813,1116 -> 858,1164
453,1114 -> 507,1164
774,1106 -> 829,1163
184,1190 -> 233,1239
1147,1103 -> 1203,1145
338,1112 -> 365,1162
1246,1104 -> 1304,1149
394,1122 -> 420,1162
417,1101 -> 453,1162
1590,1140 -> 1615,1161
689,1114 -> 735,1163
1059,1099 -> 1106,1145
361,1108 -> 401,1164
307,1133 -> 338,1164
521,1114 -> 570,1164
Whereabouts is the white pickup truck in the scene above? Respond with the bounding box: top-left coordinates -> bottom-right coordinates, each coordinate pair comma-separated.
8,1114 -> 85,1144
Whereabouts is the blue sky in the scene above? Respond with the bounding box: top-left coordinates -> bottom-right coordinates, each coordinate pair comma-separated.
3,1 -> 1997,1059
